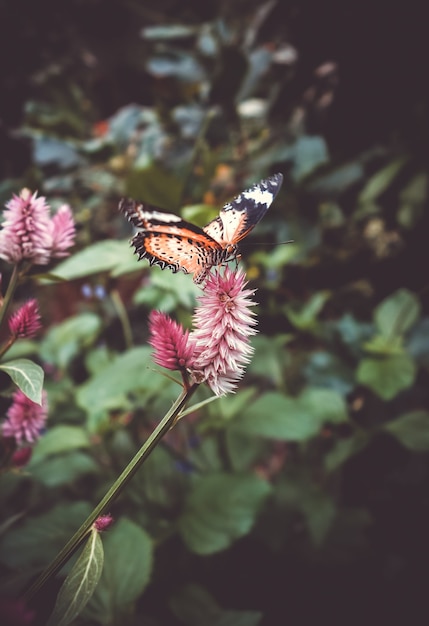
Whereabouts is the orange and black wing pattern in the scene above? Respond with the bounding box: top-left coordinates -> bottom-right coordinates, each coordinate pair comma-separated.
119,173 -> 283,283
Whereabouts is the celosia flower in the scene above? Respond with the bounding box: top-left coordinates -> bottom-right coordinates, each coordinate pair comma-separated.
8,299 -> 42,338
2,390 -> 48,445
0,189 -> 75,265
94,514 -> 114,532
148,310 -> 195,371
190,267 -> 257,396
49,204 -> 76,258
0,189 -> 53,264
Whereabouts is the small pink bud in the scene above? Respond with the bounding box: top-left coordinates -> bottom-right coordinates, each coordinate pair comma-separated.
93,514 -> 114,531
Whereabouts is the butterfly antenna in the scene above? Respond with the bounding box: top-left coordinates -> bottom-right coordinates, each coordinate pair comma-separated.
243,240 -> 294,247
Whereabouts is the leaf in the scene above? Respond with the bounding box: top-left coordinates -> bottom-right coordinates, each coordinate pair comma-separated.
125,162 -> 184,210
40,313 -> 102,369
31,426 -> 91,461
170,584 -> 262,626
30,452 -> 98,487
290,135 -> 329,182
284,291 -> 330,331
76,347 -> 166,416
358,157 -> 408,204
46,529 -> 104,626
179,473 -> 271,555
0,359 -> 44,404
0,502 -> 92,569
374,289 -> 421,337
46,241 -> 135,281
231,389 -> 348,442
356,354 -> 416,400
275,476 -> 336,546
83,518 -> 153,624
324,432 -> 370,472
384,411 -> 429,451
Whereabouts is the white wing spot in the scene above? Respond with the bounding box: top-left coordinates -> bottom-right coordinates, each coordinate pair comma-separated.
242,189 -> 274,206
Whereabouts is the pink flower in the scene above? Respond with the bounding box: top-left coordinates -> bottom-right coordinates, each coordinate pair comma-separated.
94,514 -> 114,532
0,189 -> 75,265
49,204 -> 76,258
0,189 -> 52,264
2,390 -> 48,445
190,267 -> 257,396
8,299 -> 42,338
148,311 -> 195,371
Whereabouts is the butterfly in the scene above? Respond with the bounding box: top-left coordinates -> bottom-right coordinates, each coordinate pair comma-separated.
119,172 -> 283,284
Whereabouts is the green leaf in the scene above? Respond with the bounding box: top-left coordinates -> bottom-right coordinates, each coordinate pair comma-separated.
170,584 -> 262,626
356,354 -> 416,400
30,452 -> 98,487
31,425 -> 90,460
284,291 -> 330,331
0,502 -> 91,569
76,346 -> 166,416
41,313 -> 102,369
46,240 -> 135,281
358,157 -> 408,204
0,359 -> 44,404
179,473 -> 271,555
275,476 -> 336,546
374,289 -> 421,337
248,335 -> 292,387
83,518 -> 153,624
362,334 -> 405,355
324,432 -> 370,472
232,389 -> 348,442
46,529 -> 104,626
384,411 -> 429,451
125,162 -> 184,210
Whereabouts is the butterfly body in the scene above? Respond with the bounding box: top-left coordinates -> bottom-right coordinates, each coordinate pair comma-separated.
119,173 -> 283,284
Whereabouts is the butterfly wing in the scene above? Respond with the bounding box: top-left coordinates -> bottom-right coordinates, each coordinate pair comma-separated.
203,173 -> 283,245
119,199 -> 223,283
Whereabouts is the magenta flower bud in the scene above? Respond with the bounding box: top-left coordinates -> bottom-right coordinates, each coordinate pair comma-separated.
93,514 -> 114,532
8,299 -> 42,338
2,390 -> 48,445
148,310 -> 195,371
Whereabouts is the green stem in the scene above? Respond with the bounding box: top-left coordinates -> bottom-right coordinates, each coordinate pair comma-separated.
110,288 -> 133,349
22,382 -> 199,603
0,264 -> 21,330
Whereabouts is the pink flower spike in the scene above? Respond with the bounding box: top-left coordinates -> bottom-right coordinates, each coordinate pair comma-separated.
148,310 -> 195,371
0,189 -> 53,265
8,299 -> 42,338
94,514 -> 114,532
49,204 -> 76,258
2,390 -> 48,446
190,267 -> 257,396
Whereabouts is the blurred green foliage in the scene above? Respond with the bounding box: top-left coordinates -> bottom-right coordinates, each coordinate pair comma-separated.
1,1 -> 429,625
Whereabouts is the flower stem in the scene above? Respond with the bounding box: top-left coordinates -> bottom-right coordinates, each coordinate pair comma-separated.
0,264 -> 20,330
22,382 -> 199,603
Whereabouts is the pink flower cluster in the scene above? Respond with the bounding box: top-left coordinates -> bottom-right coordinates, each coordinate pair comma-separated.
8,299 -> 42,338
148,268 -> 257,396
0,189 -> 75,265
2,389 -> 48,446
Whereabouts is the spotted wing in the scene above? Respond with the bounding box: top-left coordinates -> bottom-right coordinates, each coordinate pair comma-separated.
119,199 -> 223,283
203,173 -> 283,245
